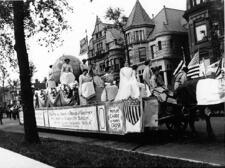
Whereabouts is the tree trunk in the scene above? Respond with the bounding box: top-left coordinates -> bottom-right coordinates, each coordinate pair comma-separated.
13,1 -> 40,143
3,79 -> 5,105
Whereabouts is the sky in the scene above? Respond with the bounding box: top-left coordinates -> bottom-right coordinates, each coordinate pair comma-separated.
28,0 -> 186,81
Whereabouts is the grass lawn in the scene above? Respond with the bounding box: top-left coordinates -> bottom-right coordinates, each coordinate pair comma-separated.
0,130 -> 219,168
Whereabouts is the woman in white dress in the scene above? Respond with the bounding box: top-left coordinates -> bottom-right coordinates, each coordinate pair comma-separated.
60,58 -> 75,85
79,68 -> 93,105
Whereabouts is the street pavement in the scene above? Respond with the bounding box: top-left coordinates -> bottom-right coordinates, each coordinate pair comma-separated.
0,131 -> 53,168
0,148 -> 53,168
0,117 -> 224,166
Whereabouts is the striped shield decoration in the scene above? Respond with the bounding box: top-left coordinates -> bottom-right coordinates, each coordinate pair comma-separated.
123,99 -> 141,125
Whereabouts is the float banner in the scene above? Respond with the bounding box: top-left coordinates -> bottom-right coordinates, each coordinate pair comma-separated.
106,101 -> 126,135
143,97 -> 159,128
97,105 -> 107,132
48,106 -> 98,131
35,109 -> 45,127
123,99 -> 143,133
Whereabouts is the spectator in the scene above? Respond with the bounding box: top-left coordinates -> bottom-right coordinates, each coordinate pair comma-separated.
0,106 -> 3,125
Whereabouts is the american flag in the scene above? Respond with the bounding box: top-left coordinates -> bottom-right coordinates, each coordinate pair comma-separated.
173,60 -> 185,76
173,47 -> 186,76
215,58 -> 225,78
187,51 -> 200,79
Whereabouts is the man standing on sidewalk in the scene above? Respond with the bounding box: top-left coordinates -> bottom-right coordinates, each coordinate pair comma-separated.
0,105 -> 3,125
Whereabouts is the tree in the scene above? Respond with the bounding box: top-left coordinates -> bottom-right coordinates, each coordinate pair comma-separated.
0,0 -> 72,143
105,7 -> 130,66
0,65 -> 9,105
8,79 -> 20,105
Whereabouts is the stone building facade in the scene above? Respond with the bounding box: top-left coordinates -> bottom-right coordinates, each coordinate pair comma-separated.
125,0 -> 189,88
87,17 -> 125,80
183,0 -> 224,64
87,0 -> 190,88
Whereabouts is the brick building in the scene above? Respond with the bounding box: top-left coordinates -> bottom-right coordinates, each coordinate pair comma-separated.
183,0 -> 224,65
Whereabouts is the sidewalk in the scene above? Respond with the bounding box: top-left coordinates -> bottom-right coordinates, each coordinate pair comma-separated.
1,118 -> 224,166
0,147 -> 53,168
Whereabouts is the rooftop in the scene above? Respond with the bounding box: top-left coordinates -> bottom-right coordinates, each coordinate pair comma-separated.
125,0 -> 154,30
148,7 -> 187,40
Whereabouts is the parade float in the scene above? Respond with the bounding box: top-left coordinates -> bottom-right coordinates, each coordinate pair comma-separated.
19,55 -> 225,137
18,55 -> 187,135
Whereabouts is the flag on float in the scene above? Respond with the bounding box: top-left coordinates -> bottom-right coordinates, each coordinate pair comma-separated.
173,47 -> 186,76
173,60 -> 185,76
187,51 -> 200,79
204,59 -> 220,77
215,57 -> 225,78
79,35 -> 88,55
199,58 -> 207,77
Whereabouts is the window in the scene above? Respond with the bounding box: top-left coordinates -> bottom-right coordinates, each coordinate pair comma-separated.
151,45 -> 156,59
106,61 -> 109,68
138,70 -> 144,83
96,31 -> 102,39
134,30 -> 144,42
135,31 -> 139,42
128,49 -> 133,63
126,33 -> 130,44
96,42 -> 103,51
193,0 -> 205,6
158,41 -> 162,50
106,44 -> 109,51
100,63 -> 105,72
196,0 -> 201,5
138,47 -> 146,62
139,30 -> 144,41
195,24 -> 207,42
114,59 -> 120,71
170,39 -> 173,48
213,22 -> 220,36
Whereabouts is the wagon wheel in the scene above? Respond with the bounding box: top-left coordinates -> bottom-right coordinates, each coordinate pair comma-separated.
166,117 -> 188,132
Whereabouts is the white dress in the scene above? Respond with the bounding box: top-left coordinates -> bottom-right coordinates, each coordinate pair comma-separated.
114,67 -> 140,101
60,63 -> 75,85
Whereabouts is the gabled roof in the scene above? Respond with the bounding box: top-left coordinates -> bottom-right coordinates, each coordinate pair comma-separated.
92,16 -> 113,35
125,0 -> 154,30
106,28 -> 123,44
148,7 -> 187,40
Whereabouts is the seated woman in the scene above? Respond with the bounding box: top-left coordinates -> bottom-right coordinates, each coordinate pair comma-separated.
60,58 -> 75,85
